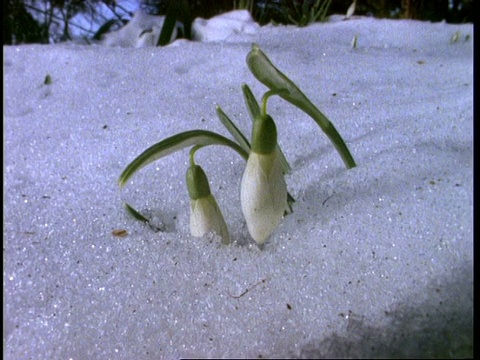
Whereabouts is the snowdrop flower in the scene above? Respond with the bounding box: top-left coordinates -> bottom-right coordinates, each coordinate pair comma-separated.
241,114 -> 287,244
186,163 -> 230,244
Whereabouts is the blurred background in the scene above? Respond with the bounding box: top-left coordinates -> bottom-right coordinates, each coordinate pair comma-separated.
4,0 -> 474,45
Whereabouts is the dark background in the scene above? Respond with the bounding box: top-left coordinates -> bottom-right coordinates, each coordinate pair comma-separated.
4,0 -> 475,45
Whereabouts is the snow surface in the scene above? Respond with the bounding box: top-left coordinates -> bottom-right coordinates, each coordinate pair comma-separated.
4,13 -> 473,359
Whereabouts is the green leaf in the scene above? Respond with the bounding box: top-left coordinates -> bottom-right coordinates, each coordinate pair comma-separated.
246,44 -> 356,169
118,130 -> 249,188
241,84 -> 261,120
215,105 -> 251,153
124,202 -> 165,232
124,202 -> 150,223
157,0 -> 191,45
313,0 -> 333,22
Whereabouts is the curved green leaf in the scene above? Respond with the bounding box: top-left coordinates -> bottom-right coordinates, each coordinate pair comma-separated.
246,43 -> 356,169
124,202 -> 149,223
118,130 -> 249,188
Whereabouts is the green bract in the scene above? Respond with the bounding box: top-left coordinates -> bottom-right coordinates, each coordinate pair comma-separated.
118,44 -> 356,246
186,164 -> 211,200
251,114 -> 277,155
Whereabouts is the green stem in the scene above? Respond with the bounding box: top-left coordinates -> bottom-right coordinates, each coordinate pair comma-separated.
261,90 -> 278,116
189,145 -> 203,167
261,89 -> 291,117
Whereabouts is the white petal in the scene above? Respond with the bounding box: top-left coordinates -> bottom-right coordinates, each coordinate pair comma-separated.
240,150 -> 287,244
190,195 -> 230,244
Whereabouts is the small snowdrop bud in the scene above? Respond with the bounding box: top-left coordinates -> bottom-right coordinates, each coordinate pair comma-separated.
241,114 -> 287,244
186,164 -> 230,244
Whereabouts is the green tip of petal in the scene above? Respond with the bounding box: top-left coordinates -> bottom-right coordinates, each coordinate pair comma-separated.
251,114 -> 277,155
186,165 -> 211,200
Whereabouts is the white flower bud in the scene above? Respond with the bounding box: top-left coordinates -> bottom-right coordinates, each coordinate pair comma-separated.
190,194 -> 230,245
240,149 -> 287,244
187,164 -> 230,244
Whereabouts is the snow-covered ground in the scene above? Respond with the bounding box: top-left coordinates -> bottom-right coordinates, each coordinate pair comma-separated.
4,12 -> 473,359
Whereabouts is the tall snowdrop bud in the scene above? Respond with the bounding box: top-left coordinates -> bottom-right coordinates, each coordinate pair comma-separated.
241,114 -> 287,244
186,164 -> 230,244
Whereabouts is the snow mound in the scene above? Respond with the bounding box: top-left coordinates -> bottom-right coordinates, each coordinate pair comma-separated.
101,11 -> 178,48
192,9 -> 260,42
100,9 -> 260,47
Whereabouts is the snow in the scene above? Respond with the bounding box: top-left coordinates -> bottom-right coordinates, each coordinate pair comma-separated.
101,9 -> 260,47
4,12 -> 473,359
100,11 -> 175,48
192,10 -> 260,42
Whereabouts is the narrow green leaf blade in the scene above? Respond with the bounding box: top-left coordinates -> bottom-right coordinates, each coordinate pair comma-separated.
215,105 -> 251,153
124,202 -> 149,223
118,130 -> 248,188
241,83 -> 261,121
